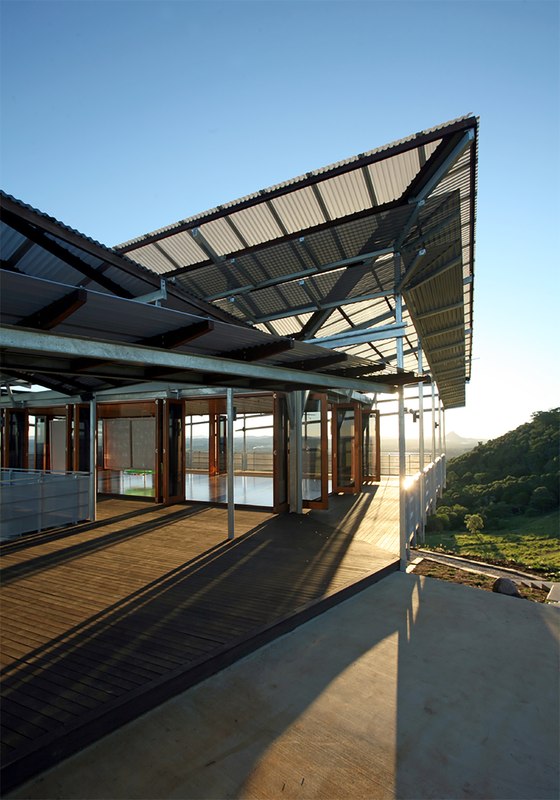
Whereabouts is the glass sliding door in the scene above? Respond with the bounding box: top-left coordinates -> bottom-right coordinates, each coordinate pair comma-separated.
332,402 -> 362,494
273,393 -> 289,513
163,399 -> 185,504
362,410 -> 380,482
302,393 -> 328,509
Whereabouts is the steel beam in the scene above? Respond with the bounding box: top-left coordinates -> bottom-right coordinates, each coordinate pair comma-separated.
249,289 -> 394,325
0,326 -> 398,395
306,322 -> 406,348
407,129 -> 475,204
204,247 -> 393,302
395,248 -> 426,292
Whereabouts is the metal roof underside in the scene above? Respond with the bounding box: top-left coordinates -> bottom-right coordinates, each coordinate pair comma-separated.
0,115 -> 477,406
116,115 -> 478,409
0,272 -> 406,397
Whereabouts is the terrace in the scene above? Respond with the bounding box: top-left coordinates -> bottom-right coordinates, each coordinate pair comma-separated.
1,115 -> 477,791
1,482 -> 400,791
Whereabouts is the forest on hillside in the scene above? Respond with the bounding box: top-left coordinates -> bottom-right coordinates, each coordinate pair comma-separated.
428,408 -> 559,531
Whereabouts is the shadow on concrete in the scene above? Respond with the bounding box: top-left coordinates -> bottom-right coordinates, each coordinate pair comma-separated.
1,486 -> 397,792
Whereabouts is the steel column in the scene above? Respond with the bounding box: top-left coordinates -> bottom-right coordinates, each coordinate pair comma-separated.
395,255 -> 407,571
438,400 -> 443,455
418,343 -> 426,544
89,397 -> 97,523
431,383 -> 437,462
227,388 -> 235,539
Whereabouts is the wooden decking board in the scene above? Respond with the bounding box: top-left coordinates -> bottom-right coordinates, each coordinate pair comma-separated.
1,479 -> 400,793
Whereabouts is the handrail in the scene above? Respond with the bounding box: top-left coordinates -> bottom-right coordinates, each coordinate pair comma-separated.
0,469 -> 91,540
403,454 -> 446,553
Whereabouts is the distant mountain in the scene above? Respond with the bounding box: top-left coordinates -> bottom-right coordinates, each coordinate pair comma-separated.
445,431 -> 485,458
380,432 -> 482,458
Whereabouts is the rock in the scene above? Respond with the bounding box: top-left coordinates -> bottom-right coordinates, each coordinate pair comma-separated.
492,577 -> 521,598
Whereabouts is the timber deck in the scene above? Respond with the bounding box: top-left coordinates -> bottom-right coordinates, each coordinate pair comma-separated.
0,479 -> 399,792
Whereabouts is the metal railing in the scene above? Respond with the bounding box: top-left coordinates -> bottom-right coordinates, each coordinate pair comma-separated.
0,468 -> 90,541
404,455 -> 446,550
381,452 -> 435,476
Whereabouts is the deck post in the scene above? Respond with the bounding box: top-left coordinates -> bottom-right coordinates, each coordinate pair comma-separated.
431,383 -> 437,462
418,342 -> 426,544
395,255 -> 407,570
89,397 -> 97,523
438,398 -> 443,455
227,388 -> 235,539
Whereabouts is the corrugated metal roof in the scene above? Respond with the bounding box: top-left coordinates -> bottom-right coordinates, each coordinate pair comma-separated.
1,115 -> 478,407
0,272 -> 404,396
112,115 -> 476,408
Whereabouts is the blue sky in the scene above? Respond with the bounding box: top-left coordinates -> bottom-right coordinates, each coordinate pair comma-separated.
1,0 -> 558,439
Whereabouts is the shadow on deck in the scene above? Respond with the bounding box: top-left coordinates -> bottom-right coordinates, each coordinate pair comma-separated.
0,481 -> 399,792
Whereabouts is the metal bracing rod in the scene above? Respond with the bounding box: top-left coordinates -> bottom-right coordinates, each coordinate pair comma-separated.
227,388 -> 235,540
1,327 -> 398,396
189,228 -> 225,265
204,246 -> 394,302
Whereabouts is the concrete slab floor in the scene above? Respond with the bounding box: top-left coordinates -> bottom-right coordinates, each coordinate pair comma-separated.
9,573 -> 560,800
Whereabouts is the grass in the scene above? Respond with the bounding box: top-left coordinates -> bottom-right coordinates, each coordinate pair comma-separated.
412,560 -> 549,603
424,510 -> 560,579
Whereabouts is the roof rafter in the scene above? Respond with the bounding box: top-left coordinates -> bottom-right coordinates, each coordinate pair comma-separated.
222,339 -> 295,362
1,209 -> 134,298
17,288 -> 87,330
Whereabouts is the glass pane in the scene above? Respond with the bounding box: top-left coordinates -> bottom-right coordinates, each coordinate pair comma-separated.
8,412 -> 26,468
168,403 -> 182,498
362,413 -> 378,480
50,418 -> 67,471
303,398 -> 323,502
274,395 -> 288,508
336,407 -> 355,488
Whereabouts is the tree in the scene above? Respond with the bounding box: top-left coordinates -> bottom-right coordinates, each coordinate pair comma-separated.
465,513 -> 484,536
529,486 -> 556,513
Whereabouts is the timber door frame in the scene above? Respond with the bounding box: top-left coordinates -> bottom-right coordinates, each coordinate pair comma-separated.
332,401 -> 362,495
272,392 -> 289,513
302,392 -> 329,510
162,398 -> 185,505
362,409 -> 381,483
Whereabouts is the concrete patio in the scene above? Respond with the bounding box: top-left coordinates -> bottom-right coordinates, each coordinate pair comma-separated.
9,571 -> 559,800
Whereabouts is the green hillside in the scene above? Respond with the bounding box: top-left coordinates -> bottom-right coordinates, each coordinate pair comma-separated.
424,409 -> 559,577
